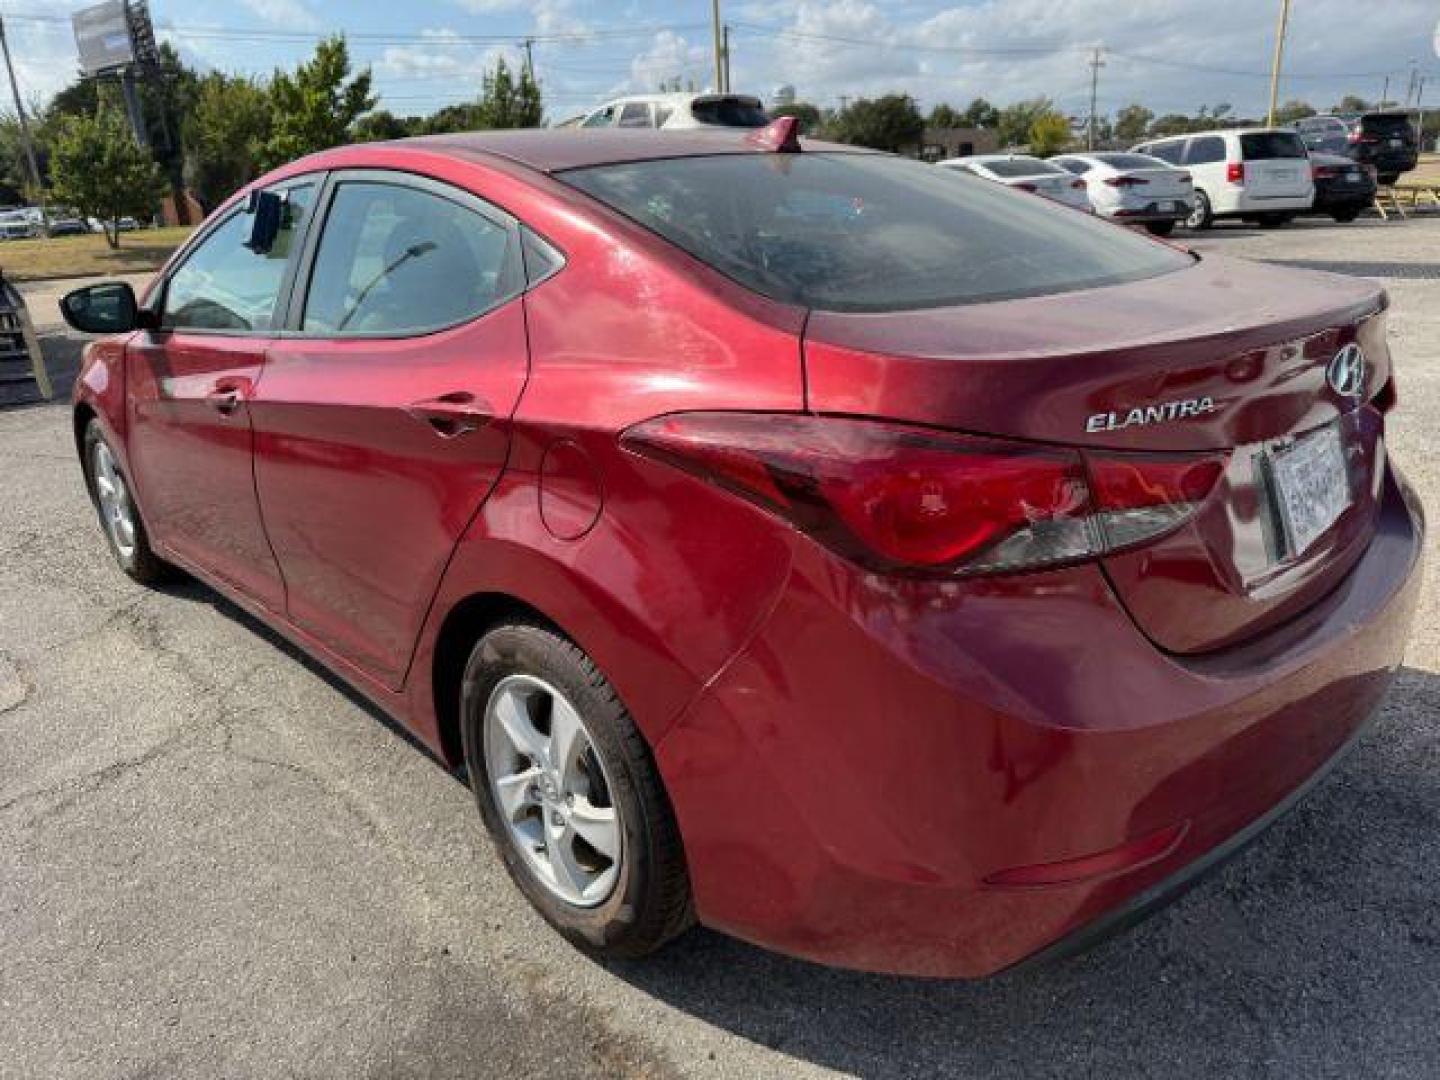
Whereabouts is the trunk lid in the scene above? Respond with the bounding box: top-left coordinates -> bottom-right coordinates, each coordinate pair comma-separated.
803,254 -> 1391,653
1120,167 -> 1192,200
1239,131 -> 1312,198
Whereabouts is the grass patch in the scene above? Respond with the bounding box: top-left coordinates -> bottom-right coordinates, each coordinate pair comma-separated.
0,227 -> 194,283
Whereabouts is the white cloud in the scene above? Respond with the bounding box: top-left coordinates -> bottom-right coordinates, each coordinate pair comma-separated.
449,0 -> 528,12
625,30 -> 713,94
237,0 -> 322,32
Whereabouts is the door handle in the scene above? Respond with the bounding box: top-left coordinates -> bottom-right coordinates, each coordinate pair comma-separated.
205,381 -> 246,416
406,392 -> 494,438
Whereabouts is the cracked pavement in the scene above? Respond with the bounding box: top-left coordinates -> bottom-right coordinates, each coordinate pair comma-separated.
2,218 -> 1439,1079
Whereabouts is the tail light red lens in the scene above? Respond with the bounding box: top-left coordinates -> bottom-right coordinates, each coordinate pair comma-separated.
1226,161 -> 1245,184
1014,182 -> 1039,193
623,413 -> 1227,577
1104,175 -> 1148,188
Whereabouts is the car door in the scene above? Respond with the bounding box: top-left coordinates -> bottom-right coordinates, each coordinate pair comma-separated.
125,178 -> 317,610
250,170 -> 531,687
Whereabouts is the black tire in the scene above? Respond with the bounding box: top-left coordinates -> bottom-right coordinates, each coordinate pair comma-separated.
1184,191 -> 1213,230
460,621 -> 693,959
1145,220 -> 1177,237
1330,207 -> 1362,223
81,420 -> 173,587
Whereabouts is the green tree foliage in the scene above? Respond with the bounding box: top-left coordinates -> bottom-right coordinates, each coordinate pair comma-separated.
772,102 -> 822,134
48,105 -> 164,248
1336,94 -> 1370,113
825,94 -> 924,152
351,110 -> 424,142
996,97 -> 1055,147
184,73 -> 273,211
1114,104 -> 1155,144
1029,111 -> 1072,156
928,103 -> 962,128
1148,113 -> 1196,137
1273,99 -> 1316,124
961,97 -> 1000,129
418,57 -> 541,134
264,35 -> 376,168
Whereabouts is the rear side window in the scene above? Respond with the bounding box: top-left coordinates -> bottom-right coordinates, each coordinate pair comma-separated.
1146,142 -> 1184,164
1361,114 -> 1415,138
1240,132 -> 1307,160
302,181 -> 517,336
618,102 -> 652,128
1184,137 -> 1226,164
163,183 -> 313,331
1095,153 -> 1171,170
690,97 -> 770,127
1055,159 -> 1090,174
562,152 -> 1190,313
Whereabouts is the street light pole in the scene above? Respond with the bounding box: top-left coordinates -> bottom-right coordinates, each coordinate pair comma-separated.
711,0 -> 724,93
1266,0 -> 1292,127
0,16 -> 43,198
1088,46 -> 1105,150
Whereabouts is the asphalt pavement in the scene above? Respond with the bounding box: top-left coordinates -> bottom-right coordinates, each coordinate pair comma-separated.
1,217 -> 1437,1079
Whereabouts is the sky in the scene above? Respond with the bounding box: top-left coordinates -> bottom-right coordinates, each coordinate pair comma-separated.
1,0 -> 1438,124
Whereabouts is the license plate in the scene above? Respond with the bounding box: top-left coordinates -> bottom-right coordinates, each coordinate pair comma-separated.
1389,138 -> 1403,147
1346,170 -> 1362,181
1273,168 -> 1296,180
1271,424 -> 1350,557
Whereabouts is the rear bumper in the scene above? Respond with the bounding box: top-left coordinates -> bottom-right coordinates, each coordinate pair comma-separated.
1213,190 -> 1314,216
656,466 -> 1424,978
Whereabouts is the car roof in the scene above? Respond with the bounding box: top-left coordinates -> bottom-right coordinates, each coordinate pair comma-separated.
375,128 -> 873,174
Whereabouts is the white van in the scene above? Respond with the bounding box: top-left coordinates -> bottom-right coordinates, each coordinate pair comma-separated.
1132,128 -> 1314,230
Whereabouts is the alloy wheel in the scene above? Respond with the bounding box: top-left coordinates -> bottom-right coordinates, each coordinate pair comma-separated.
482,673 -> 623,907
91,441 -> 137,560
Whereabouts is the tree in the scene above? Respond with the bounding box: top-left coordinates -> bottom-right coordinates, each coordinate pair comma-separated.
824,94 -> 924,152
997,97 -> 1055,148
49,105 -> 164,247
1149,113 -> 1195,137
1274,99 -> 1316,124
1336,94 -> 1370,113
1029,111 -> 1072,156
772,102 -> 822,134
185,73 -> 272,210
474,57 -> 542,129
961,97 -> 1000,129
263,35 -> 375,168
928,103 -> 963,128
352,110 -> 423,142
1113,104 -> 1154,144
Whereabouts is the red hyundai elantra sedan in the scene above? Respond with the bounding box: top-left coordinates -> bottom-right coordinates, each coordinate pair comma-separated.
62,121 -> 1423,977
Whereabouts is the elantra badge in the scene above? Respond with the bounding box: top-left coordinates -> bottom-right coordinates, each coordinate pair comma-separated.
1086,396 -> 1217,434
1327,343 -> 1365,398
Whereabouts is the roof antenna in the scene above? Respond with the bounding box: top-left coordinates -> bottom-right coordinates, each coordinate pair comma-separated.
746,115 -> 802,153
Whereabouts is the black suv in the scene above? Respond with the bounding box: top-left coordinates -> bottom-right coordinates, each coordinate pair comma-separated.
1294,112 -> 1419,184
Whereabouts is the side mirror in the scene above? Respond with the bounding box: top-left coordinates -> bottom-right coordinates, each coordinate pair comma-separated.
59,282 -> 145,334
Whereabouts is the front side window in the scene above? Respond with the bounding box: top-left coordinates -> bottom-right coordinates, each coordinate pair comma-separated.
302,181 -> 516,336
563,152 -> 1190,313
582,106 -> 616,129
163,184 -> 313,331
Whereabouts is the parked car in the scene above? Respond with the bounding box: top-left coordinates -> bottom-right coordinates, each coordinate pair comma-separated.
1307,152 -> 1377,222
1294,112 -> 1419,184
0,213 -> 36,240
1051,152 -> 1193,235
1133,127 -> 1314,230
571,92 -> 770,131
60,125 -> 1422,979
937,154 -> 1093,211
47,217 -> 89,237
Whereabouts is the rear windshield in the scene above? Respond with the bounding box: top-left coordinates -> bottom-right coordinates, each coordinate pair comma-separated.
690,98 -> 770,128
1361,113 -> 1415,138
1240,132 -> 1307,160
562,153 -> 1191,313
979,158 -> 1063,178
1093,153 -> 1171,170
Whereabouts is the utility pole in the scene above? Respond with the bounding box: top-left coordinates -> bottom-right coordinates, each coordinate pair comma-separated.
522,37 -> 535,79
722,24 -> 731,93
711,0 -> 724,94
1416,78 -> 1427,152
838,94 -> 849,113
1381,75 -> 1390,108
1087,46 -> 1105,150
0,16 -> 43,198
1266,0 -> 1292,127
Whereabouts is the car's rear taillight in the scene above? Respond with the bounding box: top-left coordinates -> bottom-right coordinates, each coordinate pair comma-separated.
1104,175 -> 1148,188
1226,161 -> 1245,184
623,413 -> 1227,577
1069,178 -> 1088,191
1014,181 -> 1039,193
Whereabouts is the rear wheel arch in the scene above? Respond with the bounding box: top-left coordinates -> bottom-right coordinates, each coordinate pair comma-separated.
431,591 -> 568,768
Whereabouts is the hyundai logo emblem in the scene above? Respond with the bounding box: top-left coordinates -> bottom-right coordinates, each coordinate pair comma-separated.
1327,343 -> 1366,398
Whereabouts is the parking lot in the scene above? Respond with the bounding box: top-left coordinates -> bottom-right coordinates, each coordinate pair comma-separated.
2,215 -> 1438,1079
